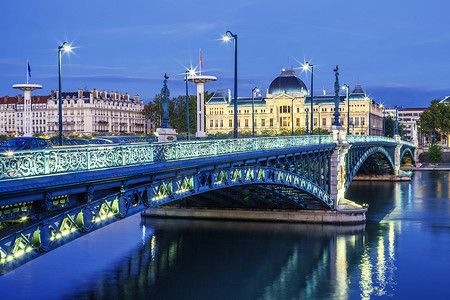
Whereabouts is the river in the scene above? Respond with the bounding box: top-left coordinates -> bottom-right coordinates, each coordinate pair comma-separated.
0,171 -> 449,299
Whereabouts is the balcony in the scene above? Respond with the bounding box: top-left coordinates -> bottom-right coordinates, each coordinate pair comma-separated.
97,120 -> 109,124
119,122 -> 127,126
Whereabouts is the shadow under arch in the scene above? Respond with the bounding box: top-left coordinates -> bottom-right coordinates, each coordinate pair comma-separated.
346,146 -> 395,190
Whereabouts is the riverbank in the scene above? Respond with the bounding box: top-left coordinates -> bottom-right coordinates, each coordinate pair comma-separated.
407,163 -> 450,171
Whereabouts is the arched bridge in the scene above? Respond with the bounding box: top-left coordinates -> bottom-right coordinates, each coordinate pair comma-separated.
0,133 -> 415,274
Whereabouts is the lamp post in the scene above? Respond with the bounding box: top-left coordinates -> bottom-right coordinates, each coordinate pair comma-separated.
368,97 -> 372,136
223,31 -> 238,138
318,104 -> 322,136
252,87 -> 259,137
382,104 -> 386,136
342,84 -> 350,135
302,63 -> 313,134
305,109 -> 309,134
58,42 -> 71,146
394,106 -> 399,136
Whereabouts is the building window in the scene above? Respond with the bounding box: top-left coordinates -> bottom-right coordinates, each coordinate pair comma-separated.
361,117 -> 365,125
229,119 -> 232,127
296,118 -> 300,126
210,120 -> 213,127
322,118 -> 326,126
261,119 -> 265,127
313,118 -> 317,126
215,120 -> 218,127
220,120 -> 223,127
270,118 -> 273,127
245,119 -> 249,127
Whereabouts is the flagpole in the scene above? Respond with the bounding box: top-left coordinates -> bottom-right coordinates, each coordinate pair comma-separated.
27,59 -> 29,84
199,48 -> 202,75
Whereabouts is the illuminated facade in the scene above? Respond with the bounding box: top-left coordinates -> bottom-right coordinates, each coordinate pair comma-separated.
0,89 -> 145,137
206,69 -> 383,136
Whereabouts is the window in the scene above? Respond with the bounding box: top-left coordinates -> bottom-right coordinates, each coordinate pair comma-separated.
210,120 -> 213,127
229,119 -> 232,127
361,117 -> 365,125
270,118 -> 273,127
322,118 -> 326,126
296,118 -> 300,126
245,119 -> 249,127
261,119 -> 265,127
313,118 -> 317,126
215,120 -> 218,127
220,120 -> 223,127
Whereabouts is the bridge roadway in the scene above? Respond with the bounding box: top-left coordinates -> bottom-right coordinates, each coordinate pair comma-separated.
0,133 -> 415,274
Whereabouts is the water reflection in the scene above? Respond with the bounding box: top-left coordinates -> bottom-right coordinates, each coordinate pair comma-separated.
3,172 -> 449,300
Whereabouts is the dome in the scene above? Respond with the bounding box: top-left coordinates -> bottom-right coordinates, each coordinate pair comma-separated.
268,69 -> 307,95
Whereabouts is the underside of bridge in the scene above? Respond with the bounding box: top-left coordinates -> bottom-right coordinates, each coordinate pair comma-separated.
355,152 -> 394,176
164,184 -> 329,211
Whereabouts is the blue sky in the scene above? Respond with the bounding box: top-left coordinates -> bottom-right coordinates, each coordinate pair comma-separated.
1,0 -> 449,107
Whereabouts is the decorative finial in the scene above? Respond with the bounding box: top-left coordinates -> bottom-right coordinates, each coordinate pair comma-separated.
164,73 -> 169,80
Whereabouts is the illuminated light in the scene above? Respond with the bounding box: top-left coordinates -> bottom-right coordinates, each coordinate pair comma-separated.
6,256 -> 13,262
21,216 -> 27,221
1,259 -> 5,264
6,151 -> 14,156
62,230 -> 70,236
107,212 -> 114,217
50,236 -> 55,241
63,44 -> 72,52
100,215 -> 106,220
95,217 -> 100,222
302,63 -> 310,72
14,250 -> 24,258
55,233 -> 61,239
188,68 -> 196,76
71,228 -> 76,232
26,247 -> 33,253
223,35 -> 230,42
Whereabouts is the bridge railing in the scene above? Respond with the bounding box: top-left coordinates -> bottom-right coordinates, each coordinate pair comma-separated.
161,135 -> 333,161
0,135 -> 333,180
347,136 -> 416,147
0,143 -> 154,180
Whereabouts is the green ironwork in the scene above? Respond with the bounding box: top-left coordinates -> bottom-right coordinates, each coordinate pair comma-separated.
332,66 -> 341,126
161,74 -> 171,128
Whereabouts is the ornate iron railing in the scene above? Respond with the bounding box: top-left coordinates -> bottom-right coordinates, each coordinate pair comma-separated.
0,136 -> 333,181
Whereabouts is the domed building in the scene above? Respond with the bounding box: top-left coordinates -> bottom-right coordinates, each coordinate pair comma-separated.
205,69 -> 383,136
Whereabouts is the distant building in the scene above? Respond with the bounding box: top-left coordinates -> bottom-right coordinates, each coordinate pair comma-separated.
0,89 -> 146,137
205,69 -> 383,136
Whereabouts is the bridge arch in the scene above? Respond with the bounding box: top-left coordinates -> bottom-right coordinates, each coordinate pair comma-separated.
345,146 -> 395,189
400,147 -> 414,166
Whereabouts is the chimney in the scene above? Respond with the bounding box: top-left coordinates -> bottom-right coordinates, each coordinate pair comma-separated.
101,90 -> 107,98
123,93 -> 129,100
93,89 -> 98,98
78,89 -> 83,98
51,90 -> 55,98
56,90 -> 59,99
134,95 -> 139,101
228,89 -> 231,103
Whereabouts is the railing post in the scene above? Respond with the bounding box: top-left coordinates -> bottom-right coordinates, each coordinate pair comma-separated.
121,145 -> 126,166
44,149 -> 50,175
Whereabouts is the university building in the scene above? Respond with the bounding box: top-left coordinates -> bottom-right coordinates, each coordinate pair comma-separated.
0,89 -> 145,137
205,69 -> 383,136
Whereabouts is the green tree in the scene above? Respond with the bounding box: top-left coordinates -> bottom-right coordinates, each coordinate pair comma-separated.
419,99 -> 450,142
384,115 -> 395,137
427,143 -> 443,162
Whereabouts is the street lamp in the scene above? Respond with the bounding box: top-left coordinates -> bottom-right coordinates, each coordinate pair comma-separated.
342,84 -> 350,135
332,66 -> 342,126
58,41 -> 71,146
318,104 -> 322,136
394,106 -> 399,136
252,87 -> 259,137
223,31 -> 238,138
366,97 -> 372,136
302,63 -> 313,134
305,108 -> 309,134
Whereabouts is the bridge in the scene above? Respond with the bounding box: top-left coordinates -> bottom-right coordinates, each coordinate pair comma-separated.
0,131 -> 415,274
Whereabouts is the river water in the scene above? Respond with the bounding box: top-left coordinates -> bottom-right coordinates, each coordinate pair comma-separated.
0,171 -> 449,300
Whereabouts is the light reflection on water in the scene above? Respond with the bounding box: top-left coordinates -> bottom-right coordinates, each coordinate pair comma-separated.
0,171 -> 449,299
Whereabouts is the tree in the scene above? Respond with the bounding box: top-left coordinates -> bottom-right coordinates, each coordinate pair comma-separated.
427,143 -> 443,163
384,115 -> 395,137
419,99 -> 450,143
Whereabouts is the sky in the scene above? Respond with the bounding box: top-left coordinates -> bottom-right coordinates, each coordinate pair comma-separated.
1,0 -> 449,108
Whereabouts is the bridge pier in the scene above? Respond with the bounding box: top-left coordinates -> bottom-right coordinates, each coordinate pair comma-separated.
393,135 -> 402,175
329,127 -> 350,209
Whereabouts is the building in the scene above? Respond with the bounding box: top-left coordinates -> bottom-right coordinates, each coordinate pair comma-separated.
0,89 -> 146,137
205,69 -> 383,136
0,95 -> 49,136
385,107 -> 427,145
